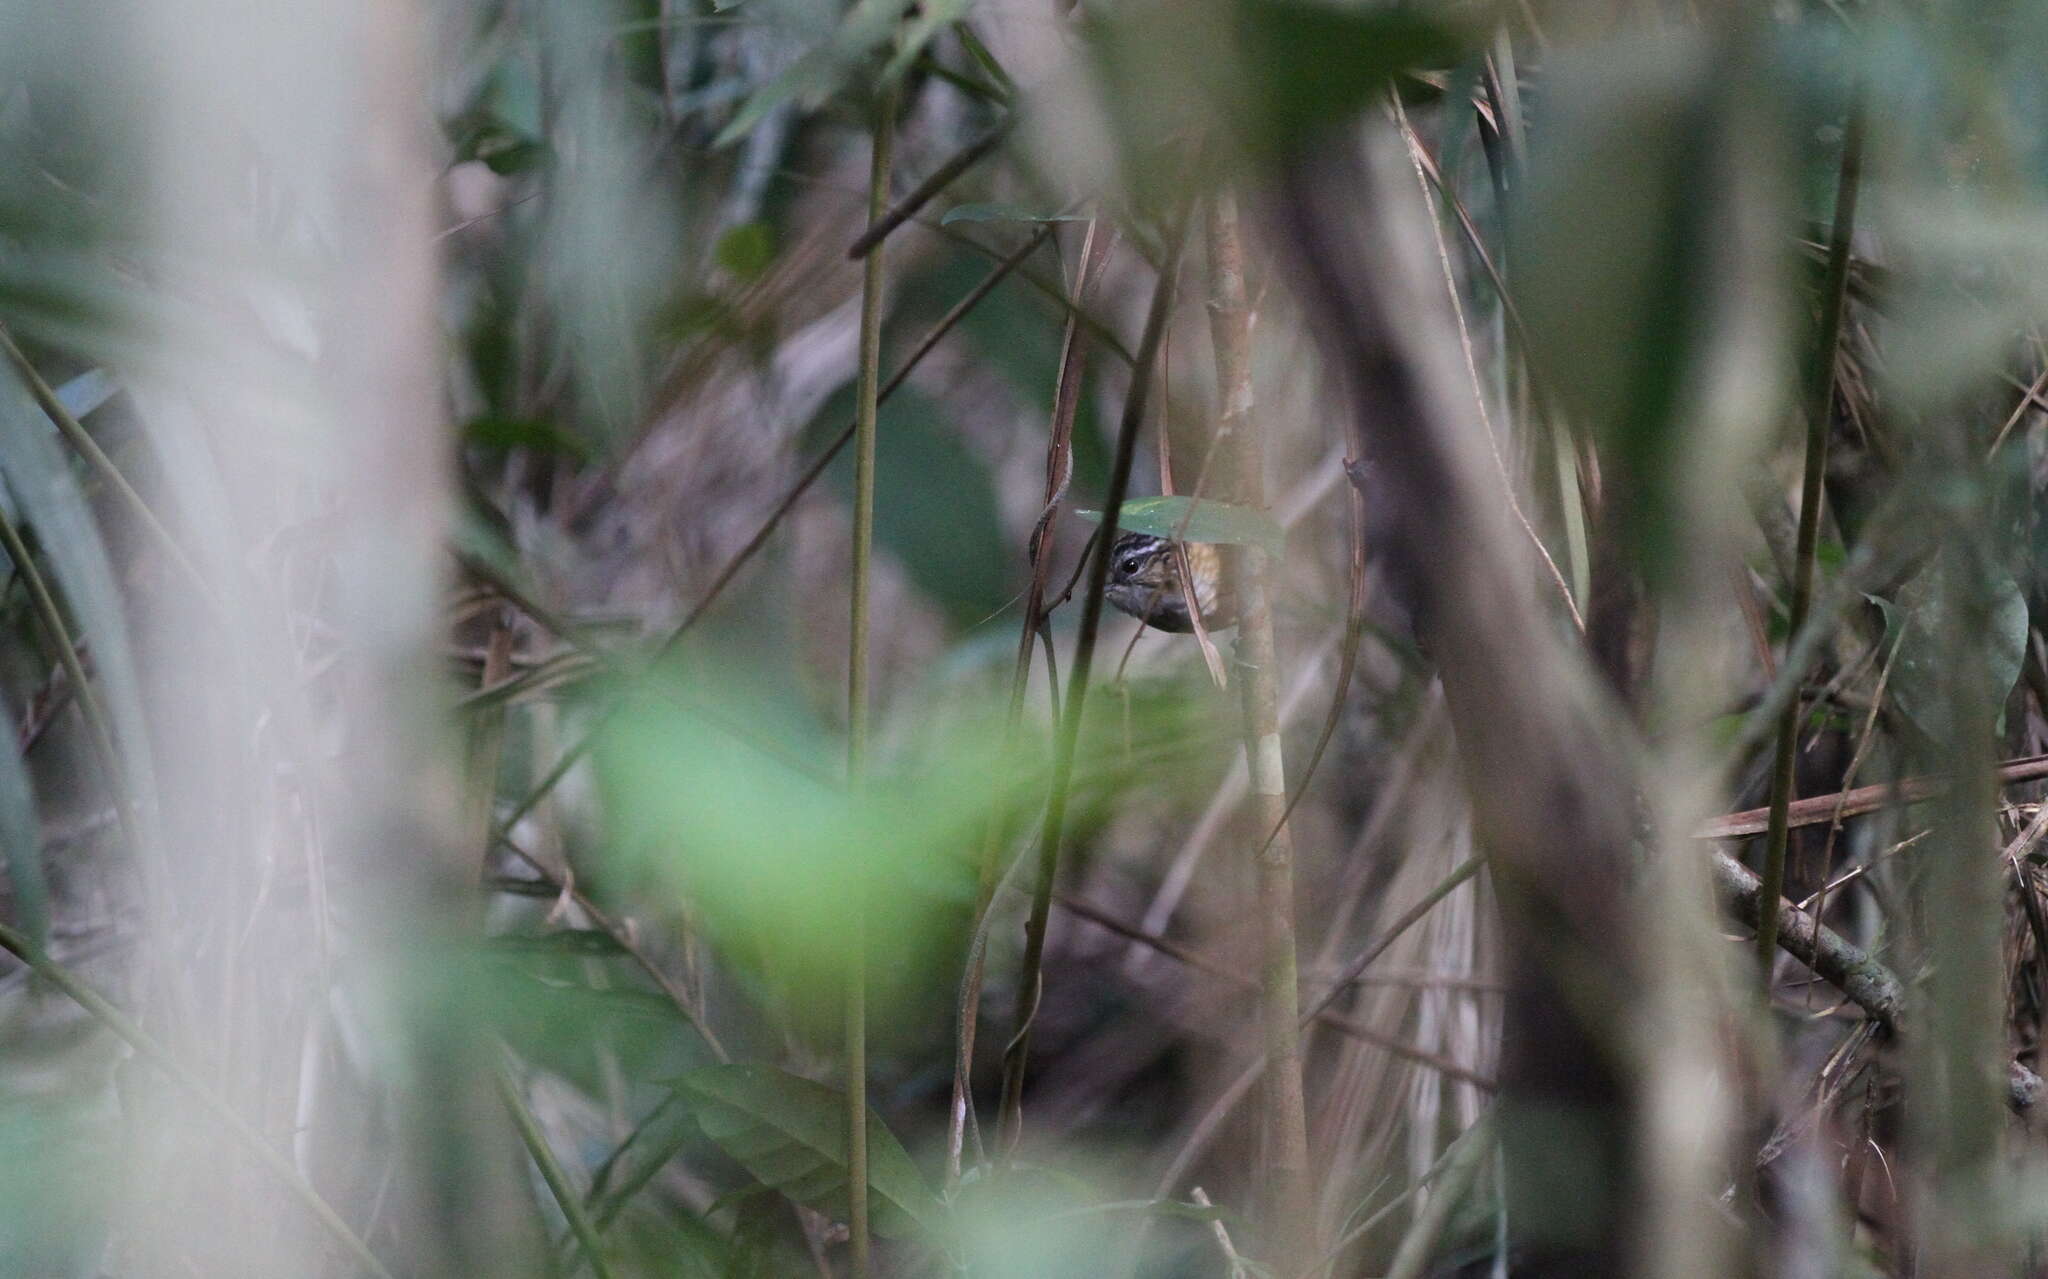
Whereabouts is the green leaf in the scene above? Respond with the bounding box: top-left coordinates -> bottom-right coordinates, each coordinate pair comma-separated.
810,383 -> 1011,626
485,930 -> 626,957
588,1090 -> 708,1229
714,0 -> 914,147
881,0 -> 975,84
463,415 -> 592,461
940,203 -> 1088,227
1076,495 -> 1285,559
714,222 -> 777,280
679,1064 -> 941,1239
0,355 -> 161,883
1233,0 -> 1466,157
1885,562 -> 2028,736
0,701 -> 46,950
1508,32 -> 1738,583
596,666 -> 1029,1029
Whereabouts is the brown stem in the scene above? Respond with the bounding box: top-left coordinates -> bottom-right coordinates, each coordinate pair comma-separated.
1204,188 -> 1314,1266
995,203 -> 1190,1154
1756,95 -> 1865,975
948,218 -> 1115,1185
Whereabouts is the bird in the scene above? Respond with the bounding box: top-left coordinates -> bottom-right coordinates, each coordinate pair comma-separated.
1103,531 -> 1237,633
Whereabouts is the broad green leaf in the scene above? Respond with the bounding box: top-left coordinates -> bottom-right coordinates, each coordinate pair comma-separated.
1508,31 -> 1772,584
1233,0 -> 1465,157
940,203 -> 1088,227
680,1064 -> 940,1239
588,1090 -> 709,1229
714,222 -> 777,280
808,383 -> 1011,626
596,666 -> 1030,1028
485,929 -> 626,957
1077,495 -> 1285,559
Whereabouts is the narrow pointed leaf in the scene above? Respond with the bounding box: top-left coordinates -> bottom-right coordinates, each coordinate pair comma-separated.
680,1063 -> 940,1239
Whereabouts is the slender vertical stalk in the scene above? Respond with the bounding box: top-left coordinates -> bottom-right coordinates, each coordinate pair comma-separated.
1205,189 -> 1314,1269
996,207 -> 1189,1153
1755,98 -> 1864,973
844,80 -> 898,1279
496,1056 -> 617,1279
949,219 -> 1114,1185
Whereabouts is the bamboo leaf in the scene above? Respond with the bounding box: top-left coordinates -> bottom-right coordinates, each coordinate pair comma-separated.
0,700 -> 46,949
714,0 -> 913,147
1077,495 -> 1285,558
679,1063 -> 940,1239
0,355 -> 160,874
940,203 -> 1088,227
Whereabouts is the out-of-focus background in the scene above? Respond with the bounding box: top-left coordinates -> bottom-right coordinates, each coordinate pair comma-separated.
2,0 -> 2048,1275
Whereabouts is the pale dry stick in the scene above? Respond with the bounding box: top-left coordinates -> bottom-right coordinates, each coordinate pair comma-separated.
1191,1187 -> 1249,1279
1985,363 -> 2048,460
1393,97 -> 1583,633
1700,752 -> 2048,839
948,216 -> 1116,1186
1247,463 -> 1371,871
1793,830 -> 1926,913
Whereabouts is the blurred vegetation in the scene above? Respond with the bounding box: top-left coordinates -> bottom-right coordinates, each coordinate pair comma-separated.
1,0 -> 2047,1276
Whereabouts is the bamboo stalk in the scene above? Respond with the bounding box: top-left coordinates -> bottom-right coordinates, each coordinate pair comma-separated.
996,204 -> 1189,1153
1204,189 -> 1314,1267
843,79 -> 898,1279
948,217 -> 1114,1185
1755,97 -> 1864,973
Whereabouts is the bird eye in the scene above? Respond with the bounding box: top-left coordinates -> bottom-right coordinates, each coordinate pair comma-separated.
1119,556 -> 1141,574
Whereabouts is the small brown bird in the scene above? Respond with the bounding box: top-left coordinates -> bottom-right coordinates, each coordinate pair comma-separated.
1104,531 -> 1237,633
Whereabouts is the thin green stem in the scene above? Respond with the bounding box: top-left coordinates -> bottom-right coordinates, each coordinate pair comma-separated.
948,217 -> 1114,1187
997,203 -> 1190,1153
482,223 -> 1055,850
1756,96 -> 1864,976
496,1054 -> 617,1279
844,78 -> 899,1279
0,923 -> 395,1279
